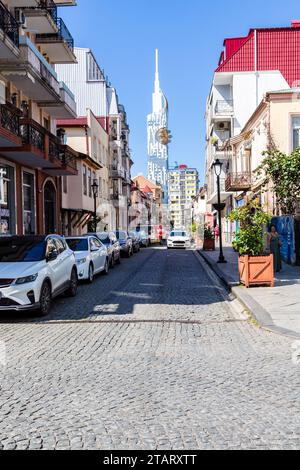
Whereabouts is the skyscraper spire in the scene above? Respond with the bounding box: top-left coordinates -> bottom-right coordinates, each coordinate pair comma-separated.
153,49 -> 163,114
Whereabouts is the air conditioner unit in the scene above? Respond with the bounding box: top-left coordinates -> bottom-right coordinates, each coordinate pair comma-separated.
15,9 -> 27,29
216,122 -> 230,131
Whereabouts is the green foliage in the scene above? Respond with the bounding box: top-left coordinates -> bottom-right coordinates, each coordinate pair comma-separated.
228,201 -> 271,256
204,224 -> 214,240
190,222 -> 197,234
257,147 -> 300,215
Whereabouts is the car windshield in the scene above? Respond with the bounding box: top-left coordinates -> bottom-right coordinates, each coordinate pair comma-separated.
171,232 -> 187,237
66,239 -> 88,252
0,238 -> 46,262
115,231 -> 127,240
97,234 -> 110,244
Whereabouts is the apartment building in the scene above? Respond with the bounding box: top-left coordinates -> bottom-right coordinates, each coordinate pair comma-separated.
132,175 -> 164,231
205,21 -> 300,237
0,0 -> 78,236
58,109 -> 112,235
168,166 -> 199,229
56,47 -> 133,231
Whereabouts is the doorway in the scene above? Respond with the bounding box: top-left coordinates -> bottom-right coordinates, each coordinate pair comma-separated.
44,180 -> 56,234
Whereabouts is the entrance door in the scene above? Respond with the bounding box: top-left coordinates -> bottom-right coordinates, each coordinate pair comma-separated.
44,181 -> 56,234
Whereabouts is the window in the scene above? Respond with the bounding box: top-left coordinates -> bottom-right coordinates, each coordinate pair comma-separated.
55,238 -> 66,254
292,117 -> 300,150
88,168 -> 92,197
83,165 -> 87,195
87,52 -> 103,82
0,164 -> 16,235
23,172 -> 35,235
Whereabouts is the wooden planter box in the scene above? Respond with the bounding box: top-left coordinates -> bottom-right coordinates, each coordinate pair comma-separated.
203,239 -> 215,251
238,255 -> 274,288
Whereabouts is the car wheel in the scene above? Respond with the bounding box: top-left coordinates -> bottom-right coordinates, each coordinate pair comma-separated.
116,254 -> 121,265
66,268 -> 78,297
88,263 -> 94,284
38,281 -> 52,317
102,258 -> 109,275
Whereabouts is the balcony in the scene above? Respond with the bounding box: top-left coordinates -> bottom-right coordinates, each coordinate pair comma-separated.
109,165 -> 125,179
42,81 -> 76,118
0,102 -> 22,147
212,100 -> 234,122
20,0 -> 58,34
207,177 -> 233,205
0,37 -> 61,103
0,1 -> 20,59
36,17 -> 76,63
1,118 -> 77,175
225,172 -> 252,192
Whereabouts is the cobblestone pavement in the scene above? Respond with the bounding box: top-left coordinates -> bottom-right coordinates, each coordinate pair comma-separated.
0,248 -> 299,450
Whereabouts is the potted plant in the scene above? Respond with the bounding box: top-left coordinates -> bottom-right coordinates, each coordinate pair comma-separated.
228,201 -> 274,288
203,224 -> 215,251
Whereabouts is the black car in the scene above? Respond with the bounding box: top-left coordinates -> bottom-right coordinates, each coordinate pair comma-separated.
87,232 -> 121,267
114,231 -> 133,258
129,231 -> 141,253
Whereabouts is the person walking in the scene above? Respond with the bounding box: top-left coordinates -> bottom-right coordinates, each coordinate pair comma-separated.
214,225 -> 220,244
268,225 -> 282,272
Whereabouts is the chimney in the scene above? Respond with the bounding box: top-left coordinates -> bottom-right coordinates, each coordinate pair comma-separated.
291,20 -> 300,28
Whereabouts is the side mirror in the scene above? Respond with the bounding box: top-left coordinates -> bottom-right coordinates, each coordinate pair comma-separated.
47,250 -> 58,262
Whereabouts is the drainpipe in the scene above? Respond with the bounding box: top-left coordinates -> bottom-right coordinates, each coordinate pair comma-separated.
254,29 -> 259,107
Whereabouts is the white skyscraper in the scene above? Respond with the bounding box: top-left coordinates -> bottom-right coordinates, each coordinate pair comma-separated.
147,50 -> 169,203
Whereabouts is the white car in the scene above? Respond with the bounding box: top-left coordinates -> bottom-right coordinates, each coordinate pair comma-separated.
66,236 -> 109,283
0,235 -> 78,316
167,231 -> 191,249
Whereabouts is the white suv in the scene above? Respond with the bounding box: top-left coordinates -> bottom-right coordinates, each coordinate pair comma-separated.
0,235 -> 78,316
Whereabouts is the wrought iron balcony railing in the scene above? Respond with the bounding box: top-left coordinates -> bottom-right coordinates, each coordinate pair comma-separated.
20,118 -> 45,152
0,102 -> 21,136
36,17 -> 74,51
225,172 -> 252,192
49,135 -> 77,170
0,1 -> 19,48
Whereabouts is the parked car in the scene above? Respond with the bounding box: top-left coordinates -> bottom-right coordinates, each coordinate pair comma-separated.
129,231 -> 141,253
167,231 -> 191,250
88,232 -> 121,267
0,235 -> 78,316
66,236 -> 109,283
114,231 -> 133,258
135,230 -> 150,248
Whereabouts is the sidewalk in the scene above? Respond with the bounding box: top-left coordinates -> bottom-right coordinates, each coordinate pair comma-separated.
199,246 -> 300,339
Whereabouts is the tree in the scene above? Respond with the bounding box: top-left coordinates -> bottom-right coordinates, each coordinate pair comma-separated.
257,148 -> 300,215
228,201 -> 271,256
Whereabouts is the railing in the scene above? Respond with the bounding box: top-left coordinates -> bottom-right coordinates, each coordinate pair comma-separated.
36,17 -> 74,51
109,165 -> 125,179
215,100 -> 234,114
20,118 -> 45,152
24,0 -> 58,23
20,37 -> 60,95
49,135 -> 77,171
225,172 -> 252,192
0,1 -> 19,48
0,103 -> 21,136
59,82 -> 76,114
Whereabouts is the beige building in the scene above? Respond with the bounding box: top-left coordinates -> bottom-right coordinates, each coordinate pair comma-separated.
59,109 -> 112,235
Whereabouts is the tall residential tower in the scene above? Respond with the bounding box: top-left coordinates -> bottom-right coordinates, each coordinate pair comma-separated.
147,50 -> 169,203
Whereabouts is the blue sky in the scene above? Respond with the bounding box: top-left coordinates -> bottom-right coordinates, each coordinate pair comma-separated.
60,0 -> 300,182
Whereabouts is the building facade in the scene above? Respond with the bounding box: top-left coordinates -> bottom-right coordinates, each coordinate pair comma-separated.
204,21 -> 300,239
147,50 -> 169,203
132,175 -> 164,232
168,166 -> 199,230
56,47 -> 133,231
0,0 -> 78,236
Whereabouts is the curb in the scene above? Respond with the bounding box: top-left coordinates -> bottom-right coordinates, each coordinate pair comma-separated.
198,250 -> 300,340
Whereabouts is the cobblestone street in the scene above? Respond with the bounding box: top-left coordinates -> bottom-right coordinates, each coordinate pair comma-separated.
0,248 -> 299,450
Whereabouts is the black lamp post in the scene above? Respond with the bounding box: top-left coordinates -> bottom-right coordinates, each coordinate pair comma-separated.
91,179 -> 99,232
212,159 -> 227,264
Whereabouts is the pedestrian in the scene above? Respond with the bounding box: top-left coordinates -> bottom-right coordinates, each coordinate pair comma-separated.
214,225 -> 220,243
158,225 -> 163,245
268,225 -> 282,272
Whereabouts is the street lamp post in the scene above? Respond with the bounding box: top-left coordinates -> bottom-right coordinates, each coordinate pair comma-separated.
212,159 -> 227,264
91,179 -> 99,233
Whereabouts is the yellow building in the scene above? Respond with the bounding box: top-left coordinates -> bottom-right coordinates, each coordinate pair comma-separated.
168,166 -> 199,229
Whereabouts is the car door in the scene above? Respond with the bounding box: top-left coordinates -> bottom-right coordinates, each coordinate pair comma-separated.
93,237 -> 107,270
89,237 -> 104,272
54,237 -> 72,286
45,238 -> 62,292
